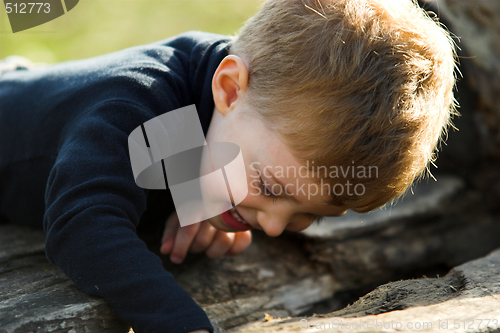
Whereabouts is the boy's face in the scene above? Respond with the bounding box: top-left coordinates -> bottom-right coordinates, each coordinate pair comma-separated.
204,104 -> 347,237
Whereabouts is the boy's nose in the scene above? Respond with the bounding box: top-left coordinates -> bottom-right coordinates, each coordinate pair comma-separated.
255,210 -> 289,237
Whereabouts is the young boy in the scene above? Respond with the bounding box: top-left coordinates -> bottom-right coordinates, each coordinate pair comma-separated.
0,0 -> 456,332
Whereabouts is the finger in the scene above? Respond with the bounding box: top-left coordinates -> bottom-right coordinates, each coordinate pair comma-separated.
160,212 -> 180,255
226,231 -> 252,256
169,222 -> 201,264
189,221 -> 217,253
204,231 -> 235,259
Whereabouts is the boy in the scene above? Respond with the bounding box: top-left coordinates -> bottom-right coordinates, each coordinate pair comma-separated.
0,0 -> 456,332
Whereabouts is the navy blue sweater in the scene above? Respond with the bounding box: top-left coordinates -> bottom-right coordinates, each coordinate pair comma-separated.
0,31 -> 231,333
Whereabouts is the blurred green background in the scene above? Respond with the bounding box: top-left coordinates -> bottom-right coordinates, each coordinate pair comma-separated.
0,0 -> 261,63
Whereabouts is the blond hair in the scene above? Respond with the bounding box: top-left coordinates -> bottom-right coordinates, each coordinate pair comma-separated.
230,0 -> 457,212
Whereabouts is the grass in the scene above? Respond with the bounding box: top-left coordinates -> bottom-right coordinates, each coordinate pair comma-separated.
0,0 -> 262,63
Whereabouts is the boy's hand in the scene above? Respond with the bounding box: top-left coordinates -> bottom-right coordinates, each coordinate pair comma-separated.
160,211 -> 252,264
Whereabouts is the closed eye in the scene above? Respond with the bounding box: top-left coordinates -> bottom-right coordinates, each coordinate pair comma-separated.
259,177 -> 283,203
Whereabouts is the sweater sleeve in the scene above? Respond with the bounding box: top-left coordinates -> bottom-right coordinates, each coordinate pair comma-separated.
43,100 -> 213,333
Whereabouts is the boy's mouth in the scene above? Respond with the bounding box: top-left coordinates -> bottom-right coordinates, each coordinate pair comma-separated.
221,207 -> 253,231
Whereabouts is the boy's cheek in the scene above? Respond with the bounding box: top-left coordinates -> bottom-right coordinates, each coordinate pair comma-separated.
285,218 -> 315,233
198,144 -> 248,216
199,174 -> 232,216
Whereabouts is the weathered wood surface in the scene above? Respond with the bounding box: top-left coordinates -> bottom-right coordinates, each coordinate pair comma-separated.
436,0 -> 500,157
298,175 -> 500,293
2,173 -> 500,333
229,247 -> 500,333
0,225 -> 129,333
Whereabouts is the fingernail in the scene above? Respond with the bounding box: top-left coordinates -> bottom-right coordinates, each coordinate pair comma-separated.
170,255 -> 182,264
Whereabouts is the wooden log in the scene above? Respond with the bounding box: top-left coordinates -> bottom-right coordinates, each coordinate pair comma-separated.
228,248 -> 500,333
0,225 -> 129,333
297,175 -> 500,292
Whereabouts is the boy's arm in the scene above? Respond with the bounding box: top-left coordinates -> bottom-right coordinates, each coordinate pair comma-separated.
43,101 -> 213,333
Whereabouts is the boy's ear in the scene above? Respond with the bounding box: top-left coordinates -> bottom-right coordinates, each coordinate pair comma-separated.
212,55 -> 248,116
